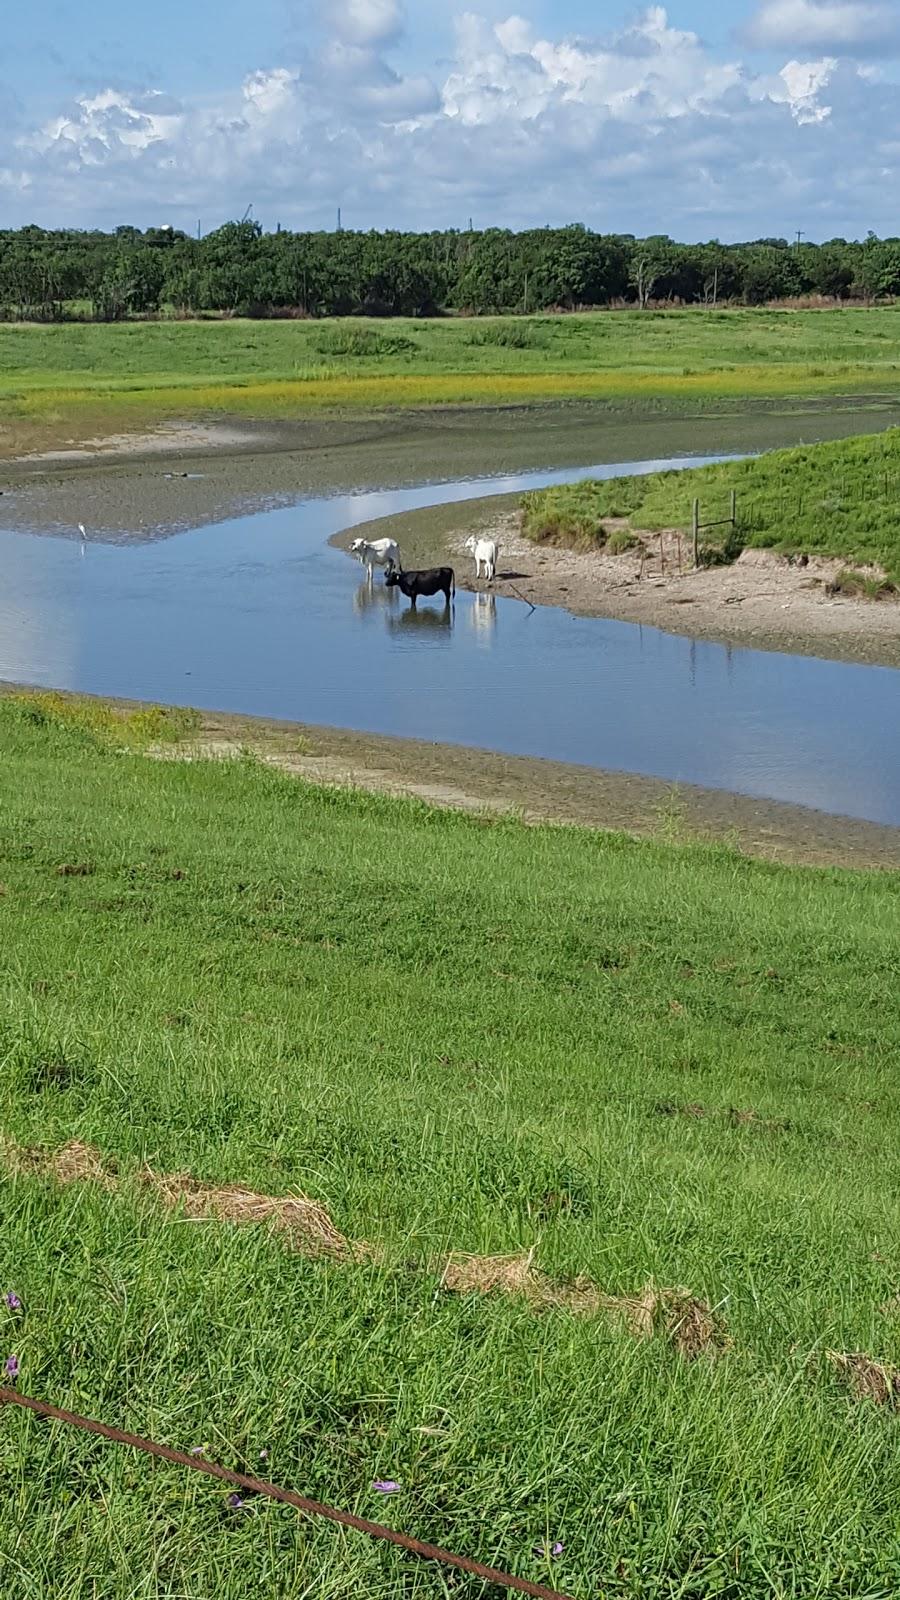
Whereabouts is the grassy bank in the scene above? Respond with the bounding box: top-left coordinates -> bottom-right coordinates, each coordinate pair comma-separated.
3,308 -> 900,449
2,693 -> 900,1596
522,429 -> 900,579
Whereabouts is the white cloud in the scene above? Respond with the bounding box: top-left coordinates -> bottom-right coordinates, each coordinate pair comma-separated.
747,0 -> 900,54
325,0 -> 405,47
28,89 -> 184,164
443,8 -> 743,124
5,5 -> 900,238
771,57 -> 837,122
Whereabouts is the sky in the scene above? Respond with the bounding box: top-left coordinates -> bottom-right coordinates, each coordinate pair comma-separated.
3,0 -> 900,240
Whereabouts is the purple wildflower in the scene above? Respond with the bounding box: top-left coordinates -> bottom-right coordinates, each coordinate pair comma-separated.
4,1293 -> 21,1312
5,1355 -> 19,1381
532,1540 -> 564,1560
259,1449 -> 269,1463
227,1493 -> 246,1510
372,1479 -> 402,1495
189,1446 -> 206,1456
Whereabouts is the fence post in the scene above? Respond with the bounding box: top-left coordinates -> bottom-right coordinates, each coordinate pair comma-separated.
692,499 -> 700,568
730,489 -> 737,529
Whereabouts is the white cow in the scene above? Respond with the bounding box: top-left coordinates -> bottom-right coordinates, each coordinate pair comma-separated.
350,537 -> 401,584
464,535 -> 499,583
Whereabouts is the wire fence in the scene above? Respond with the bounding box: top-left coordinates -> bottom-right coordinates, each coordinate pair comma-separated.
0,1387 -> 575,1600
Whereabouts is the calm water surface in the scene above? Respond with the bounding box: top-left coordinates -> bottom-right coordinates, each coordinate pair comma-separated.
1,455 -> 898,827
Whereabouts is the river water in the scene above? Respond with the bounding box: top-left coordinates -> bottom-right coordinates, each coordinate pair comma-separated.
1,455 -> 898,827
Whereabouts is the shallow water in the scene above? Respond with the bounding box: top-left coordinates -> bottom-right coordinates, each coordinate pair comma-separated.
1,454 -> 898,827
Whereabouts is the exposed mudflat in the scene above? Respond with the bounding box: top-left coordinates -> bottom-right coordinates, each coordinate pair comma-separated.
5,396 -> 900,544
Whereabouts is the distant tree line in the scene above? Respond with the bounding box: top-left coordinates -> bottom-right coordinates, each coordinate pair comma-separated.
3,220 -> 900,320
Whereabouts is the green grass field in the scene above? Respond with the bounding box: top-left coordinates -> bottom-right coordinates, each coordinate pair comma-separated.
3,308 -> 900,447
522,429 -> 900,580
3,694 -> 900,1597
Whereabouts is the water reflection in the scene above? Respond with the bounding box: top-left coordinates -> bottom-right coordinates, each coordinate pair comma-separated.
386,603 -> 453,636
469,592 -> 497,640
353,578 -> 399,616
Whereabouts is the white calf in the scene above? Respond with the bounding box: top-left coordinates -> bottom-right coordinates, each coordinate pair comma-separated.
464,535 -> 499,583
350,537 -> 401,583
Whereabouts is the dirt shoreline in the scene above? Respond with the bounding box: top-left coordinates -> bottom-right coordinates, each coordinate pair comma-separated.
2,683 -> 897,870
337,498 -> 900,669
465,511 -> 900,669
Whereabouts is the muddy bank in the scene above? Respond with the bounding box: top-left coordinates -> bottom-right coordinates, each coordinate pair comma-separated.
339,497 -> 900,670
5,397 -> 900,541
2,685 -> 897,871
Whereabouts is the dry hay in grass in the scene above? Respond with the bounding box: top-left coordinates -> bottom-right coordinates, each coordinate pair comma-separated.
441,1250 -> 603,1316
138,1167 -> 367,1261
0,1136 -> 117,1190
0,1133 -> 367,1262
441,1253 -> 729,1357
610,1285 -> 731,1360
827,1350 -> 900,1408
1,1136 -> 724,1348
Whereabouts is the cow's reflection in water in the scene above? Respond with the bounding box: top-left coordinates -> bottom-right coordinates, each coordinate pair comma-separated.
354,579 -> 399,616
386,605 -> 453,635
469,592 -> 497,636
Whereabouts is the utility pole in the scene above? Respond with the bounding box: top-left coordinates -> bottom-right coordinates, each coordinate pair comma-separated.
337,207 -> 342,233
523,271 -> 529,315
795,229 -> 804,249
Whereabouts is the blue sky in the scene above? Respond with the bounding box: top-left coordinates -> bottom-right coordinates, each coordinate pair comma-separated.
4,0 -> 900,237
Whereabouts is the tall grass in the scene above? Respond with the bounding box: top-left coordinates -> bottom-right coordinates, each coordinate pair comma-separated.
522,429 -> 900,577
312,327 -> 419,359
2,697 -> 900,1595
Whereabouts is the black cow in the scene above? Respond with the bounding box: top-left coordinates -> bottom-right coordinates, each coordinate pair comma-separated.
384,565 -> 455,608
